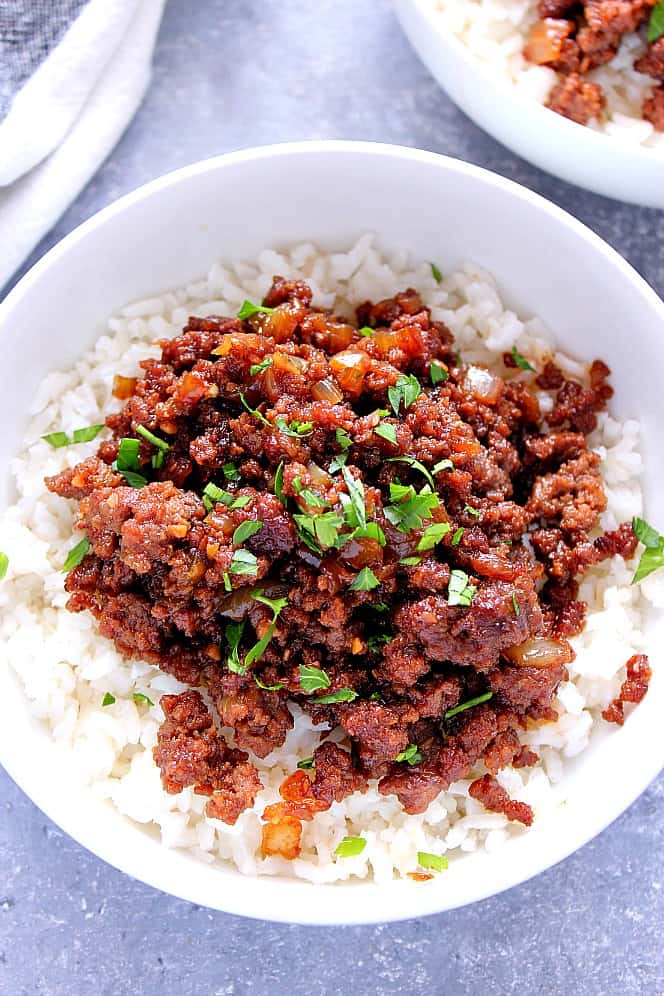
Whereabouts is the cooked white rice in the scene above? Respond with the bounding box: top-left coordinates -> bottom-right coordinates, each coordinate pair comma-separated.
426,0 -> 664,151
1,234 -> 661,883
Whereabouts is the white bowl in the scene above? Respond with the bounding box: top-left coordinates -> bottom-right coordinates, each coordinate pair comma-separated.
393,0 -> 664,207
0,142 -> 662,924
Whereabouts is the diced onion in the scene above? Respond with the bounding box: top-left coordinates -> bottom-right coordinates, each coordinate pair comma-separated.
503,637 -> 575,669
311,378 -> 344,403
463,365 -> 504,404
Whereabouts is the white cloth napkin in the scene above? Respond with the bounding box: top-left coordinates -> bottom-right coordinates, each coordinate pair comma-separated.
0,0 -> 166,290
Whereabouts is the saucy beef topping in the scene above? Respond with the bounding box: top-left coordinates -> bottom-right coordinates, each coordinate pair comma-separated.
524,2 -> 664,131
46,277 -> 645,844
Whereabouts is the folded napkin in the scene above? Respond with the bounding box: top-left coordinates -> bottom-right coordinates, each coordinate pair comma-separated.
0,0 -> 166,291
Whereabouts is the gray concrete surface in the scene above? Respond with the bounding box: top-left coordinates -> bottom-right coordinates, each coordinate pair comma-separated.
1,1 -> 662,993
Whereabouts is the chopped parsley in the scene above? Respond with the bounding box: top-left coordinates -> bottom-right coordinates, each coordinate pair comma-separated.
136,425 -> 170,453
388,373 -> 421,417
42,424 -> 105,448
133,692 -> 154,707
293,478 -> 328,508
349,566 -> 380,591
225,620 -> 246,674
367,634 -> 391,653
358,326 -> 374,337
237,300 -> 275,320
430,360 -> 448,385
229,548 -> 259,576
452,527 -> 464,546
399,556 -> 421,566
294,510 -> 344,551
299,664 -> 331,693
447,569 -> 477,607
232,520 -> 263,546
273,462 -> 286,505
387,455 -> 435,490
512,593 -> 520,617
116,437 -> 140,470
254,676 -> 284,691
352,522 -> 386,547
417,851 -> 448,873
416,521 -> 451,551
238,390 -> 270,426
335,835 -> 366,858
340,464 -> 367,529
384,483 -> 439,533
464,504 -> 481,519
430,262 -> 443,283
374,422 -> 398,446
250,357 -> 273,375
432,458 -> 454,474
395,743 -> 422,765
63,536 -> 90,572
648,1 -> 664,42
202,482 -> 250,512
297,757 -> 314,770
445,691 -> 493,720
118,469 -> 148,488
275,416 -> 314,438
101,692 -> 115,707
511,346 -> 535,372
631,516 -> 664,583
335,427 -> 353,451
243,591 -> 288,668
223,571 -> 232,592
315,687 -> 358,704
223,462 -> 240,481
0,552 -> 8,580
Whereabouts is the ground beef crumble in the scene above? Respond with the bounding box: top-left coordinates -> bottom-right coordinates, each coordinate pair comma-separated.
46,277 -> 645,848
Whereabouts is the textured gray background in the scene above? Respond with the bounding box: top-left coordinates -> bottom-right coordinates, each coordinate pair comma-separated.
1,1 -> 663,994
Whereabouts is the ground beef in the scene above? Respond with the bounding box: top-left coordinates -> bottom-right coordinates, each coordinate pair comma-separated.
469,774 -> 534,826
546,72 -> 605,124
46,277 -> 638,840
602,653 -> 651,725
153,691 -> 261,824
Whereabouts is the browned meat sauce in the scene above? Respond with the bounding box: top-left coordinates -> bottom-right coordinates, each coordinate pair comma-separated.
46,277 -> 641,849
602,653 -> 652,725
524,1 -> 664,130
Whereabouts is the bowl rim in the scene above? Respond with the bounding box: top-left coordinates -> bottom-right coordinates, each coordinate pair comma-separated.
395,0 -> 664,164
1,140 -> 663,924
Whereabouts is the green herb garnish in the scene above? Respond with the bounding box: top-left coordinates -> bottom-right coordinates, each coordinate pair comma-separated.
349,566 -> 380,591
250,357 -> 273,375
315,687 -> 358,704
374,423 -> 398,446
297,757 -> 314,770
335,836 -> 366,857
417,851 -> 448,873
358,326 -> 374,337
648,1 -> 664,41
452,527 -> 464,546
136,425 -> 170,454
512,593 -> 520,617
299,664 -> 331,693
237,300 -> 275,320
0,552 -> 8,580
232,520 -> 263,546
388,373 -> 421,417
229,548 -> 259,576
430,262 -> 443,283
511,346 -> 535,372
395,743 -> 423,766
225,620 -> 246,674
118,469 -> 148,488
223,462 -> 240,481
384,484 -> 439,533
432,458 -> 454,474
238,390 -> 270,426
244,591 -> 288,668
386,455 -> 435,490
367,634 -> 391,653
254,676 -> 285,691
445,691 -> 493,720
116,437 -> 141,470
43,424 -> 105,448
341,464 -> 367,529
133,692 -> 154,707
275,416 -> 314,439
631,516 -> 664,583
202,482 -> 250,512
63,536 -> 90,572
274,462 -> 286,505
399,556 -> 421,566
430,360 -> 448,385
223,571 -> 232,592
42,431 -> 71,448
463,504 -> 481,519
102,692 -> 115,707
335,427 -> 353,451
447,569 -> 477,607
417,521 -> 451,551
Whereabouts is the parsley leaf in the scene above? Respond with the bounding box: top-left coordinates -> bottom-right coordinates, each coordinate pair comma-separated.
374,423 -> 398,445
274,462 -> 286,505
452,527 -> 464,546
358,326 -> 374,337
511,346 -> 535,372
237,300 -> 275,320
203,482 -> 250,512
63,536 -> 90,572
293,478 -> 328,508
341,464 -> 367,529
133,692 -> 154,707
102,692 -> 115,707
444,691 -> 493,720
351,522 -> 386,547
416,521 -> 451,551
631,516 -> 664,583
418,851 -> 448,873
335,836 -> 366,857
238,390 -> 270,426
349,567 -> 380,591
367,634 -> 391,653
388,373 -> 421,416
250,357 -> 273,375
225,620 -> 246,674
232,520 -> 263,546
136,425 -> 170,453
430,360 -> 448,385
430,262 -> 443,283
117,469 -> 148,488
223,462 -> 240,481
315,687 -> 358,704
297,757 -> 314,769
299,664 -> 331,693
275,417 -> 314,439
335,427 -> 353,451
648,1 -> 664,41
0,551 -> 7,580
384,484 -> 439,533
512,592 -> 520,617
447,569 -> 477,607
395,743 -> 422,765
463,504 -> 481,519
399,556 -> 421,566
116,437 -> 141,471
254,676 -> 285,691
244,591 -> 288,668
432,458 -> 454,474
229,549 -> 259,576
386,455 -> 435,490
312,511 -> 345,548
42,431 -> 71,448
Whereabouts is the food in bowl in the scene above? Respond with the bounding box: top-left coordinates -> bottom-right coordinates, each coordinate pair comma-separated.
0,236 -> 659,883
428,0 -> 664,148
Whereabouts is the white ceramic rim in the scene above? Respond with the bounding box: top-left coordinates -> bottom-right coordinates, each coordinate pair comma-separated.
395,0 -> 664,164
1,142 -> 662,924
